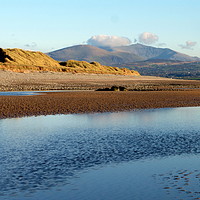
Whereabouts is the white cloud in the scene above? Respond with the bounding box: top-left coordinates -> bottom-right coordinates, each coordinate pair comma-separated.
24,42 -> 37,48
87,35 -> 131,47
179,41 -> 197,50
139,32 -> 159,45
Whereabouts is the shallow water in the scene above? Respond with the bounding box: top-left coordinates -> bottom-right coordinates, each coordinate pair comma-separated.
0,90 -> 88,96
0,107 -> 200,200
0,91 -> 41,96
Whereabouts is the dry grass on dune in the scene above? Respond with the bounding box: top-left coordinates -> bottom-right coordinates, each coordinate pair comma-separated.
60,60 -> 140,75
0,48 -> 139,75
0,48 -> 60,67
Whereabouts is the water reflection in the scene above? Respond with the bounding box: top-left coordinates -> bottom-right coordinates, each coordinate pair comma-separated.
0,107 -> 200,199
0,91 -> 40,96
0,90 -> 79,96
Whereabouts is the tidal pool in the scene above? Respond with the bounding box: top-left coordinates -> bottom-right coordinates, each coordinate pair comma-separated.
0,107 -> 200,200
0,91 -> 40,96
0,90 -> 88,96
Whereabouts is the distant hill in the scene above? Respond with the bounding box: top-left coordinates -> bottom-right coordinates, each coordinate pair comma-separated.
0,48 -> 140,75
48,44 -> 200,66
47,45 -> 144,65
115,60 -> 200,80
112,43 -> 200,62
47,44 -> 200,79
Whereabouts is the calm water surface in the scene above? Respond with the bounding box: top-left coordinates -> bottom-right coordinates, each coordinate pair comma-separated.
0,91 -> 40,96
1,107 -> 200,200
0,90 -> 88,96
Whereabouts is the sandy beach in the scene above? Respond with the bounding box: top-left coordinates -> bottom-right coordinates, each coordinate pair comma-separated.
1,70 -> 200,91
0,70 -> 170,91
1,70 -> 200,118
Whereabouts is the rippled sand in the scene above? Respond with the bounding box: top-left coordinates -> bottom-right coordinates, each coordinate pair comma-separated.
1,90 -> 200,118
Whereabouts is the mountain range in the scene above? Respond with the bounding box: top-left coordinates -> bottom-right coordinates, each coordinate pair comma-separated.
47,43 -> 200,66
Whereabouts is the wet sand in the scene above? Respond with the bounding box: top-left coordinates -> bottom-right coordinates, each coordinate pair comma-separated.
1,90 -> 200,119
1,70 -> 200,119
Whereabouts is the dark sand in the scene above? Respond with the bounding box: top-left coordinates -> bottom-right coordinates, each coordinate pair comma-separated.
1,70 -> 200,119
1,90 -> 200,119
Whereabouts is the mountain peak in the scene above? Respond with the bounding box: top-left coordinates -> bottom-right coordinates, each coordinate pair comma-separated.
47,44 -> 200,65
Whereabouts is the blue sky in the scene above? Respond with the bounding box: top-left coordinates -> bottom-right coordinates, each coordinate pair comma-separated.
1,0 -> 200,57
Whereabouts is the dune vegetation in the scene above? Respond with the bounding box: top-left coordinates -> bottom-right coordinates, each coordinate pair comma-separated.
0,48 -> 140,75
60,60 -> 140,75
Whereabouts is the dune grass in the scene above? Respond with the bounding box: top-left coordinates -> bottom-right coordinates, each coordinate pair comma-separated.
0,48 -> 140,75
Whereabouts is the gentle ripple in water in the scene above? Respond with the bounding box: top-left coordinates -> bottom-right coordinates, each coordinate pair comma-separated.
0,107 -> 200,199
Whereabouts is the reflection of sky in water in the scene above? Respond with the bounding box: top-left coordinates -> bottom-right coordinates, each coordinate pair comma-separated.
0,90 -> 78,96
0,107 -> 200,200
0,91 -> 40,96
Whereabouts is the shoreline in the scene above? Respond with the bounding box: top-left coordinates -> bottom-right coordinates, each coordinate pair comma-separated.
1,90 -> 200,119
